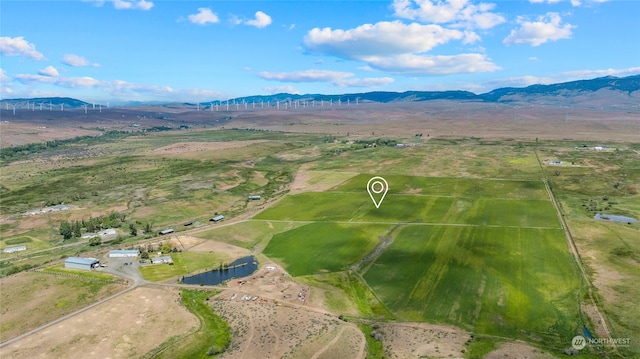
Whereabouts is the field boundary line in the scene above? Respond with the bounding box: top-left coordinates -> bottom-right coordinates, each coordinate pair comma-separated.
536,149 -> 618,355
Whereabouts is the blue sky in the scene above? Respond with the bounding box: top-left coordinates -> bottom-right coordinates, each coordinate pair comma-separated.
1,0 -> 638,103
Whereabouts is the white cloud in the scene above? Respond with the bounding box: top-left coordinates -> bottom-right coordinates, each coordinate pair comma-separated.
503,12 -> 575,47
336,77 -> 395,87
391,0 -> 505,29
258,69 -> 354,83
529,0 -> 610,6
245,11 -> 272,28
264,85 -> 300,94
62,53 -> 99,67
258,69 -> 394,88
362,53 -> 500,75
305,21 -> 464,59
0,68 -> 9,82
188,8 -> 220,25
0,36 -> 45,60
88,0 -> 153,10
486,75 -> 555,88
529,56 -> 540,61
38,65 -> 59,77
560,66 -> 640,78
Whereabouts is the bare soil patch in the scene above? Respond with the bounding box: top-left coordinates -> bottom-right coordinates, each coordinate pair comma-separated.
180,236 -> 252,259
148,140 -> 269,156
379,322 -> 470,359
484,340 -> 558,359
0,286 -> 198,359
211,297 -> 364,359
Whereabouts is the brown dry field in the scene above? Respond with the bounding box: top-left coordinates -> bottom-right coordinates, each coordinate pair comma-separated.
3,101 -> 639,148
380,322 -> 470,359
0,286 -> 197,359
210,297 -> 365,359
0,271 -> 128,342
484,341 -> 559,359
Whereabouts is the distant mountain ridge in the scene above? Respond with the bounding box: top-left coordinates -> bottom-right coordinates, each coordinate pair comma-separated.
2,75 -> 638,108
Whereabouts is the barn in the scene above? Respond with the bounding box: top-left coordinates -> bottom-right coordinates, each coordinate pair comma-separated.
64,257 -> 99,270
159,228 -> 174,235
109,249 -> 139,258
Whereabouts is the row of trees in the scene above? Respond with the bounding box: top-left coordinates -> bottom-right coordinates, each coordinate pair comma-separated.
58,212 -> 152,241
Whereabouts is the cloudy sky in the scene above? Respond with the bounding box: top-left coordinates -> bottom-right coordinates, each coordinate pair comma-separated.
1,0 -> 638,103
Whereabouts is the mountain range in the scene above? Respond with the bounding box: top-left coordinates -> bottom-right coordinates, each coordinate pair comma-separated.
2,75 -> 638,109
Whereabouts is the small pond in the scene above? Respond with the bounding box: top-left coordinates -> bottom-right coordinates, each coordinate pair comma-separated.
182,255 -> 258,286
594,213 -> 638,223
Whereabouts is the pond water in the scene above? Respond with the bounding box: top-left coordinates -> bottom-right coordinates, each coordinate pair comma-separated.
182,256 -> 258,286
594,213 -> 638,223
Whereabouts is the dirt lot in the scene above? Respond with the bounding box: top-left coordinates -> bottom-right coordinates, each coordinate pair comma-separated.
211,297 -> 365,359
0,286 -> 197,359
147,140 -> 269,157
378,322 -> 470,359
484,341 -> 559,359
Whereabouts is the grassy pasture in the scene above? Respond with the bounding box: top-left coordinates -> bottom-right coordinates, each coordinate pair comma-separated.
310,141 -> 543,179
255,191 -> 559,228
0,271 -> 126,341
263,222 -> 389,276
139,251 -> 232,282
363,224 -> 579,344
335,174 -> 549,200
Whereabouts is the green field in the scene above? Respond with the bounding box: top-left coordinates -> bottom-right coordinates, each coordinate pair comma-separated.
263,222 -> 388,276
139,251 -> 232,282
255,192 -> 560,228
260,174 -> 582,351
363,225 -> 578,342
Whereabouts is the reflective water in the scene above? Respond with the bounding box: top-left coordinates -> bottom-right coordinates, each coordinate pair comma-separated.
182,256 -> 258,285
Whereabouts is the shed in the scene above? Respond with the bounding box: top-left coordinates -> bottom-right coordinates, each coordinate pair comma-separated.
3,245 -> 27,253
159,228 -> 174,235
64,257 -> 99,270
109,249 -> 140,258
210,215 -> 225,222
248,195 -> 261,201
151,255 -> 173,264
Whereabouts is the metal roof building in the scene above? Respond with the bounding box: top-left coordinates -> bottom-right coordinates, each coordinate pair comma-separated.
3,245 -> 27,253
151,255 -> 173,264
64,257 -> 99,270
109,249 -> 139,258
210,215 -> 225,222
159,228 -> 174,235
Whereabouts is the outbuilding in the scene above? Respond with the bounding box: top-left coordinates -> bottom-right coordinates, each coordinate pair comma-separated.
3,245 -> 27,253
210,215 -> 225,222
64,257 -> 99,270
109,249 -> 140,258
248,195 -> 261,201
159,228 -> 174,235
151,255 -> 173,264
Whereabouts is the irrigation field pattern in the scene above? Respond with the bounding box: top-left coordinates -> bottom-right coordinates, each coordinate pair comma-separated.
257,173 -> 580,346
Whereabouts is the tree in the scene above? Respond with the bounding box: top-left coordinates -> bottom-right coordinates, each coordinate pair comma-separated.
144,222 -> 152,234
129,223 -> 137,236
88,237 -> 101,246
59,221 -> 72,240
161,242 -> 172,254
140,251 -> 150,259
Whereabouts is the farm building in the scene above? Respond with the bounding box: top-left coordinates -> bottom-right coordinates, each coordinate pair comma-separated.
64,257 -> 99,270
159,228 -> 175,235
151,255 -> 173,264
210,215 -> 225,222
109,249 -> 139,258
98,228 -> 117,237
248,195 -> 261,200
3,245 -> 27,253
81,232 -> 98,239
